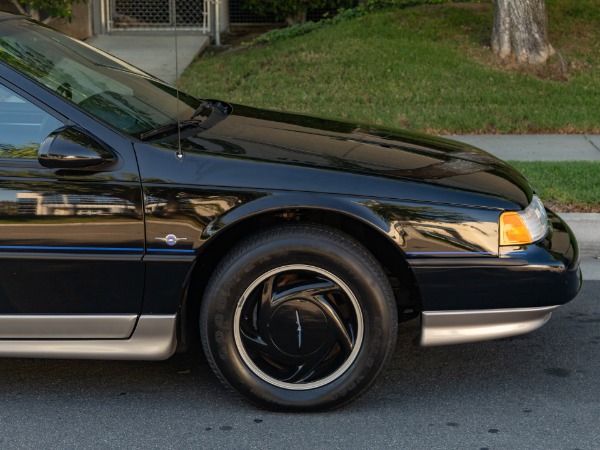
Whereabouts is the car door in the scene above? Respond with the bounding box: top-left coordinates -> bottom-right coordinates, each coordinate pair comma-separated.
0,78 -> 145,339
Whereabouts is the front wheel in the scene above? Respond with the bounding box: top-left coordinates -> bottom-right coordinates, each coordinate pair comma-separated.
200,225 -> 398,411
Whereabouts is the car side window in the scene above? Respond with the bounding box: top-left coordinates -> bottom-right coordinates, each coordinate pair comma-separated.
0,84 -> 63,159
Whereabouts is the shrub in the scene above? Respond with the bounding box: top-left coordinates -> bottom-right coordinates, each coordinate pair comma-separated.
242,0 -> 356,25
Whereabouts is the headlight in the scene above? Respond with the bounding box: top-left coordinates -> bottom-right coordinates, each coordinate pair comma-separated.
499,195 -> 549,246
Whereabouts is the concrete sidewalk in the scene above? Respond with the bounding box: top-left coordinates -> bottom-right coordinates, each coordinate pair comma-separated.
444,134 -> 600,161
86,33 -> 209,84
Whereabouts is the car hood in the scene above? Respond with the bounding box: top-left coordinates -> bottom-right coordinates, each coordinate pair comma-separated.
179,104 -> 532,208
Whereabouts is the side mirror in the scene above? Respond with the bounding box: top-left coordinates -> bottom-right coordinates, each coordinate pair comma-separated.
38,126 -> 117,170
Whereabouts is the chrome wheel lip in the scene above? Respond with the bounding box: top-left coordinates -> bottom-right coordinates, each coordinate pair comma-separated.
233,264 -> 364,391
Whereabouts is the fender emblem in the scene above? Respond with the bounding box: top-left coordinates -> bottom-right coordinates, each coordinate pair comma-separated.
155,234 -> 188,246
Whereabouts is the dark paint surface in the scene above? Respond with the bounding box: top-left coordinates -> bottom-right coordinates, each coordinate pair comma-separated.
137,104 -> 533,210
136,105 -> 578,313
0,59 -> 145,315
199,104 -> 533,207
411,210 -> 580,310
0,156 -> 145,314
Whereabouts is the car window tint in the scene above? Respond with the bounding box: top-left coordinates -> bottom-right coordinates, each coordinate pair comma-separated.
0,84 -> 63,159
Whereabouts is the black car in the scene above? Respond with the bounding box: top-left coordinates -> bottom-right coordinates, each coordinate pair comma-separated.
0,13 -> 581,411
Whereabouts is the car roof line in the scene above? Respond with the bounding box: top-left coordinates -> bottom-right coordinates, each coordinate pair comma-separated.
0,13 -> 25,22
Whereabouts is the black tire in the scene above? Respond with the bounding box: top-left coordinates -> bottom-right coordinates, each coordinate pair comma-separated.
200,225 -> 398,411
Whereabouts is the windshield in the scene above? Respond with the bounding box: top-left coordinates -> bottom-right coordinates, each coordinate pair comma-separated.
0,18 -> 204,138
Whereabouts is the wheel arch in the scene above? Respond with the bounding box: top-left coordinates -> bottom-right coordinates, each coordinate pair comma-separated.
178,201 -> 421,351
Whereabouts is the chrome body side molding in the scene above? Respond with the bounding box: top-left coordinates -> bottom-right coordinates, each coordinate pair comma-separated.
0,314 -> 138,339
420,306 -> 559,346
0,315 -> 176,360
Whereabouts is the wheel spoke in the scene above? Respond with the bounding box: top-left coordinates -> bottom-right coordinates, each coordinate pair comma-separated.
258,274 -> 277,337
273,278 -> 342,304
315,295 -> 354,354
281,338 -> 335,383
240,327 -> 304,366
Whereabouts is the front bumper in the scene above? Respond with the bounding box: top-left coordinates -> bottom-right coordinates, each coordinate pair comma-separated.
408,209 -> 581,346
420,305 -> 558,346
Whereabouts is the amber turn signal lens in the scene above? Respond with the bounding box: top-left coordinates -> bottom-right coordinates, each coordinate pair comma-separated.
500,211 -> 532,246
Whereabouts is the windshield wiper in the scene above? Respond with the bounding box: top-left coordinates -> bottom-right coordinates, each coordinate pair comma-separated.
139,100 -> 213,142
139,119 -> 205,141
190,100 -> 211,119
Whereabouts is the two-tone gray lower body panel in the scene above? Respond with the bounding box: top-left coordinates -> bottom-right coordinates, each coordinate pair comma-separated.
0,315 -> 176,360
0,308 -> 561,356
421,306 -> 559,346
0,314 -> 138,339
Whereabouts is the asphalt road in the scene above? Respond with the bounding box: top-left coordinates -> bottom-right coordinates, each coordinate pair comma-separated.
0,282 -> 598,449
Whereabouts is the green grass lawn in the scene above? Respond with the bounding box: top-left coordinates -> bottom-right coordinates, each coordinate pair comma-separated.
179,1 -> 599,211
180,1 -> 600,134
509,162 -> 600,212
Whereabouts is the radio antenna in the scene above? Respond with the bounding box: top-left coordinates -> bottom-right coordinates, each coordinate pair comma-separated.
174,0 -> 184,161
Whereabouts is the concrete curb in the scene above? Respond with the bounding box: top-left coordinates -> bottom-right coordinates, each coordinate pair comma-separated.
562,213 -> 600,258
560,214 -> 598,282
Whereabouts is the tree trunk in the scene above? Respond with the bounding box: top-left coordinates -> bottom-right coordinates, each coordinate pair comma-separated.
10,1 -> 43,22
492,0 -> 554,65
285,9 -> 308,26
10,0 -> 27,16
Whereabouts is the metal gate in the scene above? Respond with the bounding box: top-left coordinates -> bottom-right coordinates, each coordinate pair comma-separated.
109,0 -> 210,32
